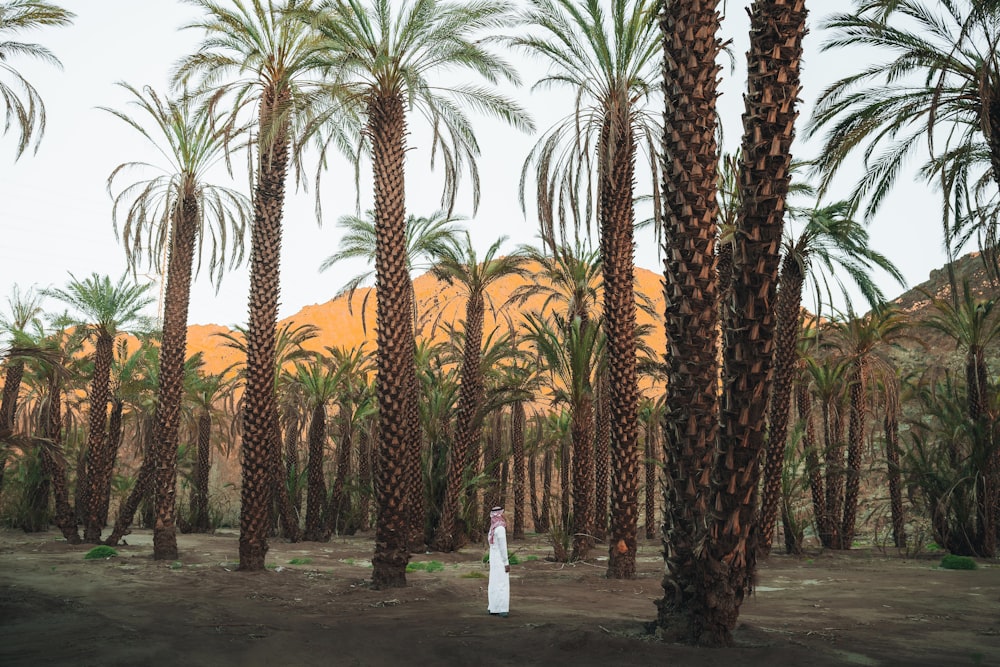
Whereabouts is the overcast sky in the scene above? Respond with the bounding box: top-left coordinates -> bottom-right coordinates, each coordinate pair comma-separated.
2,1 -> 945,330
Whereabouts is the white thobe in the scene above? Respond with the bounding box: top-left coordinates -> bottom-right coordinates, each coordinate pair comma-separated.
487,525 -> 510,614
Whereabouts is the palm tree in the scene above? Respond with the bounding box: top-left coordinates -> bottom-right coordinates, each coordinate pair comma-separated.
513,0 -> 660,579
922,280 -> 1000,553
806,355 -> 851,549
288,357 -> 342,541
104,83 -> 251,560
0,0 -> 73,159
44,272 -> 153,544
655,0 -> 725,642
319,210 -> 463,327
174,0 -> 338,571
429,235 -> 528,552
757,199 -> 905,554
807,1 -> 1000,268
522,310 -> 603,561
829,305 -> 910,549
185,361 -> 237,533
0,285 -> 45,495
311,0 -> 531,589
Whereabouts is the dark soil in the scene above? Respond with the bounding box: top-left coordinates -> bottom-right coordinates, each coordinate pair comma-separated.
1,528 -> 998,666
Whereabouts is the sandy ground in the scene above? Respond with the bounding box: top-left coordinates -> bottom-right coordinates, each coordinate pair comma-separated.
1,528 -> 998,667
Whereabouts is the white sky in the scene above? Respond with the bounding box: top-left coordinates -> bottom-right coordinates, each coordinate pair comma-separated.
2,1 -> 946,329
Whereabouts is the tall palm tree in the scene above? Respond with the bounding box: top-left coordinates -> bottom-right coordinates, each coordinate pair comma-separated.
311,0 -> 531,588
829,305 -> 910,549
174,0 -> 337,571
521,310 -> 603,561
44,272 -> 153,544
922,280 -> 1000,553
185,360 -> 237,533
807,0 -> 1000,268
104,83 -> 251,560
757,199 -> 905,554
429,234 -> 528,552
513,0 -> 660,579
655,0 -> 725,643
0,285 -> 45,495
0,0 -> 73,159
288,357 -> 342,541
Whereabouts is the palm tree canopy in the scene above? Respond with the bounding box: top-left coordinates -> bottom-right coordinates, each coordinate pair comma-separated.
430,232 -> 529,315
785,198 -> 907,311
511,0 -> 661,243
43,272 -> 155,341
0,284 -> 45,347
807,0 -> 1000,234
310,0 -> 534,212
103,84 -> 253,289
0,0 -> 74,159
922,278 -> 1000,351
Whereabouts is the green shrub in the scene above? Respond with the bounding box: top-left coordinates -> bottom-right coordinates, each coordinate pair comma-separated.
288,558 -> 312,565
169,561 -> 182,570
407,560 -> 445,573
482,551 -> 518,565
461,571 -> 487,579
940,554 -> 977,570
84,546 -> 118,560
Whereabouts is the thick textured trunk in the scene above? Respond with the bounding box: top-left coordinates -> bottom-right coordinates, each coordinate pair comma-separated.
99,397 -> 124,528
529,441 -> 542,532
0,358 -> 25,497
883,411 -> 905,549
798,379 -> 828,545
511,402 -> 526,539
370,91 -> 416,588
150,195 -> 198,560
191,412 -> 212,532
283,404 -> 302,516
601,112 -> 641,580
841,367 -> 865,549
82,333 -> 114,543
822,400 -> 844,549
303,402 -> 328,541
357,426 -> 373,531
571,393 -> 595,561
105,423 -> 155,546
541,448 -> 552,532
239,90 -> 290,571
709,0 -> 806,644
593,374 -> 611,542
272,416 -> 301,541
758,256 -> 805,555
432,293 -> 486,552
484,411 -> 503,513
42,375 -> 80,543
656,0 -> 724,642
644,424 -> 657,540
326,410 -> 353,536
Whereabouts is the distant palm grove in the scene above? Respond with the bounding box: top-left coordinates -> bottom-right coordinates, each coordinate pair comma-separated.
4,0 -> 1000,648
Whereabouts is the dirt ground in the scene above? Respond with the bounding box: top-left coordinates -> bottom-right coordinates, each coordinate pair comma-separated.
0,528 -> 998,667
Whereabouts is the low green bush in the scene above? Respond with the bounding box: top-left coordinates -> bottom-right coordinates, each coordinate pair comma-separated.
83,546 -> 118,560
940,554 -> 977,570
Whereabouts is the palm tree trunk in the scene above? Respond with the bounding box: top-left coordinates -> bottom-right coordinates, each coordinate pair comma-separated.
191,411 -> 212,532
841,367 -> 865,549
541,447 -> 552,532
710,0 -> 806,644
303,402 -> 328,541
149,194 -> 200,560
82,332 -> 114,543
370,90 -> 417,587
105,421 -> 155,546
326,410 -> 353,537
271,416 -> 301,541
759,258 -> 805,554
656,0 -> 724,642
644,423 -> 657,540
283,404 -> 302,516
593,373 -> 611,542
42,374 -> 80,543
432,292 -> 486,552
822,400 -> 844,549
98,397 -> 124,528
239,90 -> 291,571
0,358 -> 25,496
601,111 -> 641,579
798,378 -> 828,546
883,411 -> 906,549
571,394 -> 595,561
511,402 -> 526,539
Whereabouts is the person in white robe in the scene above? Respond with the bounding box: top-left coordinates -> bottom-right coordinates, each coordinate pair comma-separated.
487,506 -> 510,616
